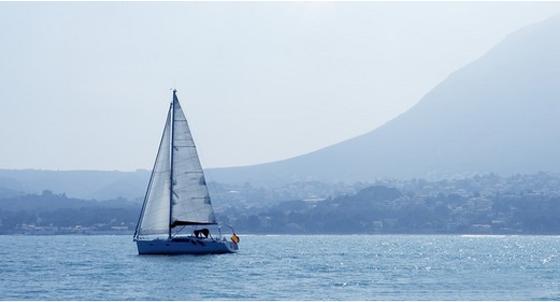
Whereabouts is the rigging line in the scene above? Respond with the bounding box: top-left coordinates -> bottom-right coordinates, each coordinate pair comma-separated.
168,90 -> 176,240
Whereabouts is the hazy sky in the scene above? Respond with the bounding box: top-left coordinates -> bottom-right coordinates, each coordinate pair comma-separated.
1,2 -> 560,171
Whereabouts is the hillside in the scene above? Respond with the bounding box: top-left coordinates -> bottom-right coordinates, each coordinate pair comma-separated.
207,16 -> 560,184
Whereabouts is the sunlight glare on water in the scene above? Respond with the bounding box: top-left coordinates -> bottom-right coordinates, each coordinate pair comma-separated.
0,235 -> 559,300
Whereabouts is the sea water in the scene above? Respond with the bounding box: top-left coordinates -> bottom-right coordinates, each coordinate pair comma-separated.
0,235 -> 559,300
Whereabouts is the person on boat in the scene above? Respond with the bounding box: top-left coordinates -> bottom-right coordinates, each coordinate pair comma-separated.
231,233 -> 240,244
193,228 -> 210,238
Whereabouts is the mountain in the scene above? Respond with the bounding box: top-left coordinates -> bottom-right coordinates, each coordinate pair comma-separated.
0,169 -> 150,200
206,16 -> 560,184
2,17 -> 559,193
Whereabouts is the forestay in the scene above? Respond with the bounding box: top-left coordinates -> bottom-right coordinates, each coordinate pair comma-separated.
135,107 -> 172,236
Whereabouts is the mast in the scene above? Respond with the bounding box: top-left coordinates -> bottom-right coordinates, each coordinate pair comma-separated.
168,89 -> 176,239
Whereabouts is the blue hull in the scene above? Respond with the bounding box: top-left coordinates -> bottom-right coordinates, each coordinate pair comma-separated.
136,237 -> 239,255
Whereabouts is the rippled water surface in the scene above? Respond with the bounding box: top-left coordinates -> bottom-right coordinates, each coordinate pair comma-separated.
1,235 -> 559,300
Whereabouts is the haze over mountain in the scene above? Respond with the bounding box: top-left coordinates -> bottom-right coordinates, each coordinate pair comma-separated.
0,169 -> 149,200
2,15 -> 560,198
206,15 -> 560,184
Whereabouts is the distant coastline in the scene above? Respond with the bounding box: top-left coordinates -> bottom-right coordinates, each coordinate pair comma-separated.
2,172 -> 560,236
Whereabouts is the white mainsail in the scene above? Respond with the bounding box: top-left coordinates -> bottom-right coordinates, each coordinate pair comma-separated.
170,93 -> 217,226
135,91 -> 216,238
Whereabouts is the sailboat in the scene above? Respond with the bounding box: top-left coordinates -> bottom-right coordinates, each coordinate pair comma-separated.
133,89 -> 239,255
